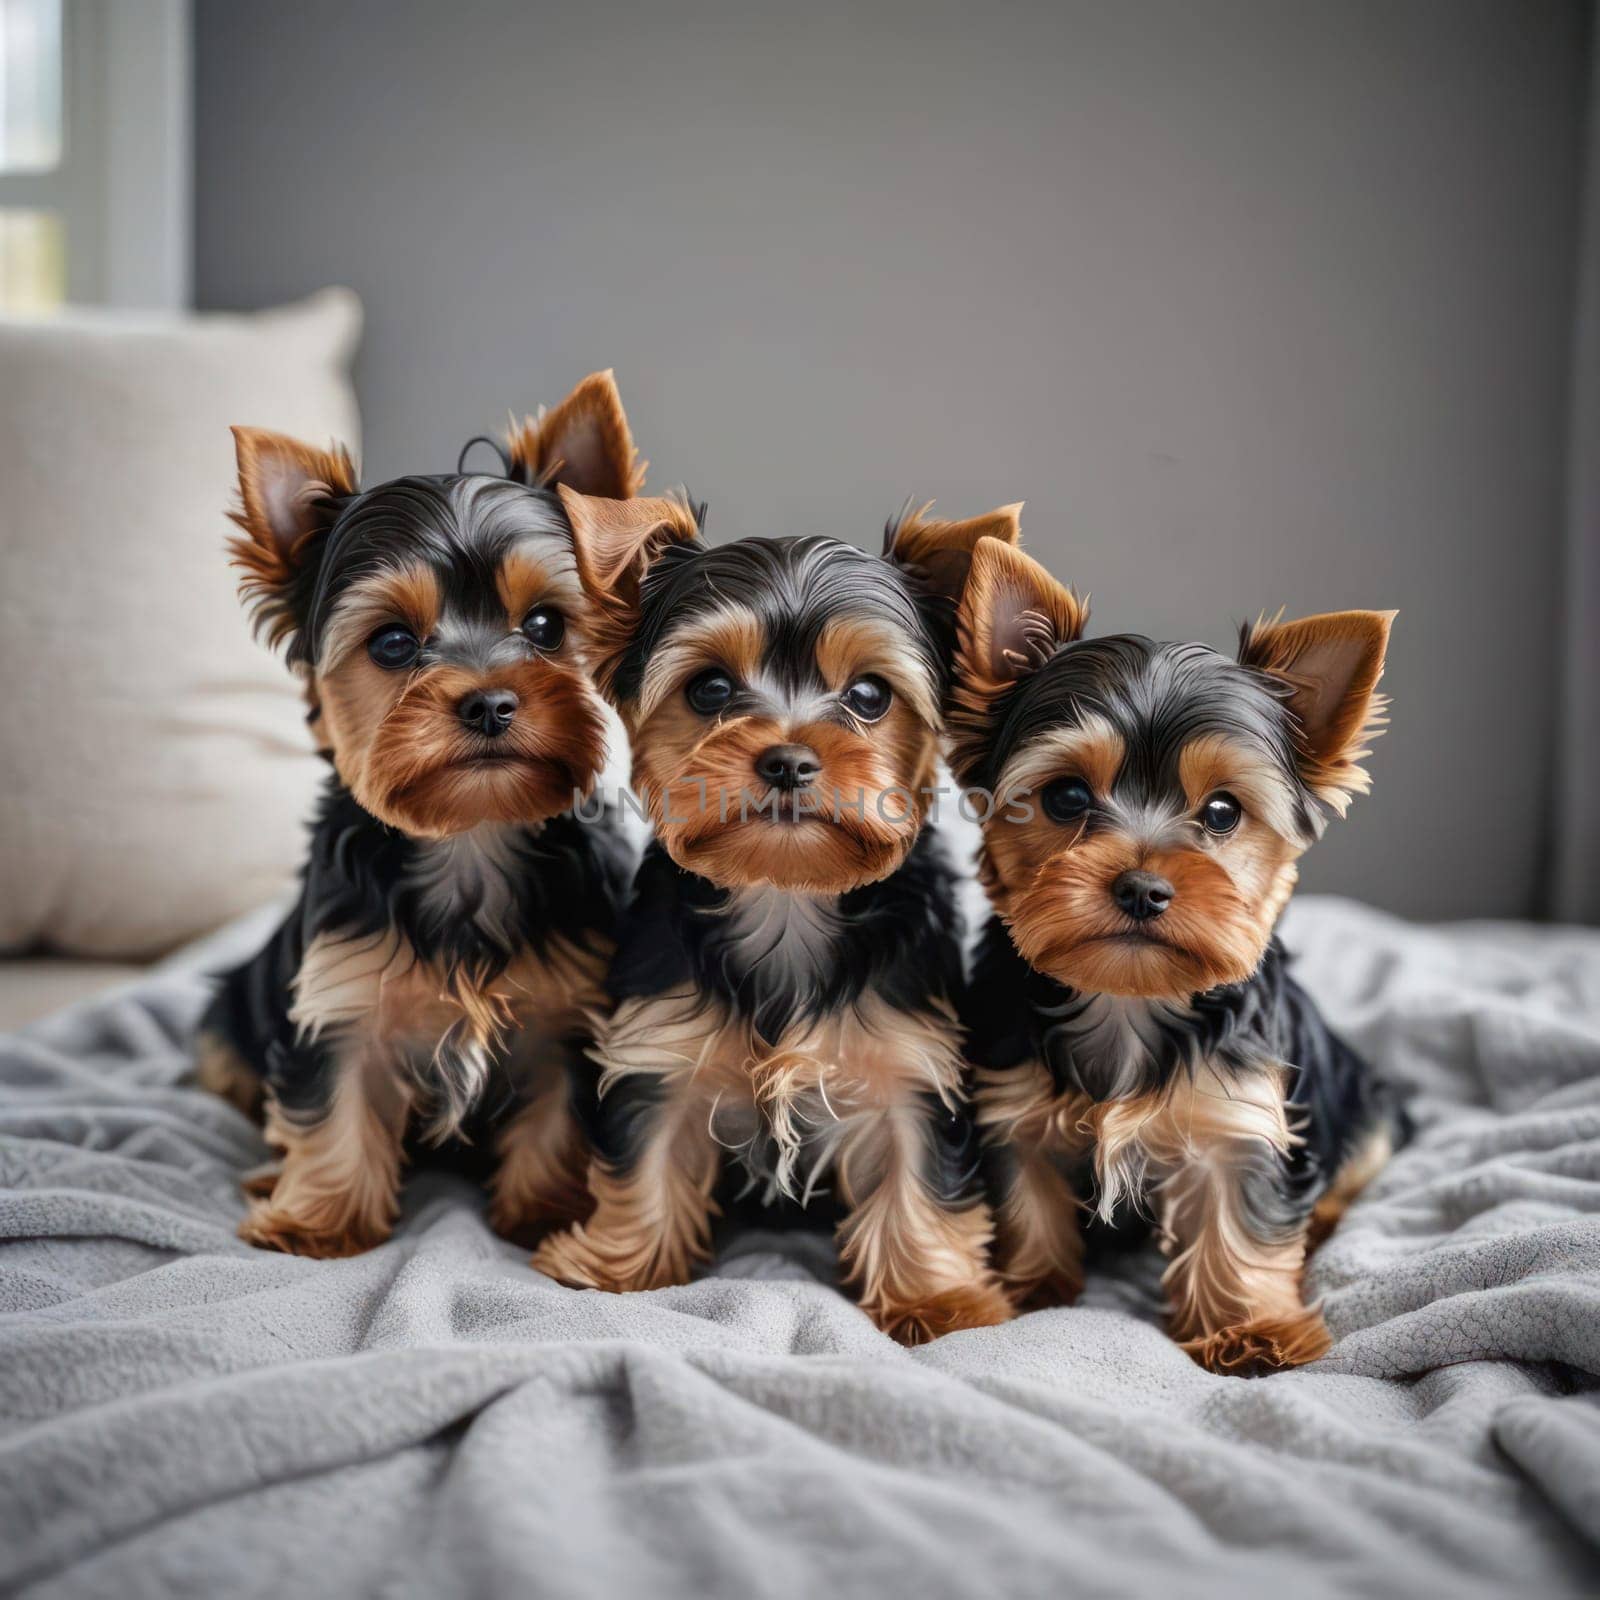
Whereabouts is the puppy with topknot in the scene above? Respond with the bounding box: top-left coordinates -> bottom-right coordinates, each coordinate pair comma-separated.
198,374 -> 643,1258
949,537 -> 1407,1371
532,496 -> 1020,1341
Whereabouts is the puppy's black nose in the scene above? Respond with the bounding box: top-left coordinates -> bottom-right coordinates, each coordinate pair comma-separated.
457,688 -> 518,738
1112,869 -> 1174,922
754,743 -> 822,791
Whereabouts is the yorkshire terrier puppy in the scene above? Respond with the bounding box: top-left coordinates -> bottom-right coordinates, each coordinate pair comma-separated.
949,538 -> 1406,1371
530,496 -> 1019,1341
197,372 -> 642,1257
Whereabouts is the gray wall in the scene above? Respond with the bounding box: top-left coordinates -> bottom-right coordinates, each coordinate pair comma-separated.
194,0 -> 1592,921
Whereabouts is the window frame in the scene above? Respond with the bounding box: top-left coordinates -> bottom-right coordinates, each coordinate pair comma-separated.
0,0 -> 188,309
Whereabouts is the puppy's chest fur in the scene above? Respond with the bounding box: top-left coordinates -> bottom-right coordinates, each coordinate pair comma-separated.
1031,990 -> 1240,1103
608,836 -> 966,1198
293,827 -> 601,1053
967,917 -> 1387,1218
208,782 -> 626,1139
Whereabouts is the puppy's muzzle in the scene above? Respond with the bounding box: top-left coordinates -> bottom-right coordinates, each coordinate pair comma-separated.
1111,869 -> 1174,923
457,688 -> 519,739
753,743 -> 822,793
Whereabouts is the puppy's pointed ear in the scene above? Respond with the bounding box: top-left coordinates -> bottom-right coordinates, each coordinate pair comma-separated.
559,485 -> 702,697
1239,609 -> 1395,814
506,370 -> 645,499
957,537 -> 1087,686
884,499 -> 1024,605
229,427 -> 358,654
947,538 -> 1087,782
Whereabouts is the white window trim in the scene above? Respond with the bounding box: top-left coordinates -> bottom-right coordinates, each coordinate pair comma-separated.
0,0 -> 189,308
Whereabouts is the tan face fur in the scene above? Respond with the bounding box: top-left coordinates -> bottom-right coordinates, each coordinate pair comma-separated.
626,604 -> 944,893
227,371 -> 647,840
312,539 -> 606,839
563,495 -> 1024,894
951,537 -> 1392,999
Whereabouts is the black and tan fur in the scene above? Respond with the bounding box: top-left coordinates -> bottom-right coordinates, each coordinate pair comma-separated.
197,373 -> 640,1257
531,498 -> 1020,1341
950,537 -> 1408,1372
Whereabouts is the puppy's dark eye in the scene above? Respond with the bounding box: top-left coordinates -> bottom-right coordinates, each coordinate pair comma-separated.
1041,777 -> 1094,823
1201,792 -> 1242,835
522,607 -> 564,650
368,625 -> 420,670
841,675 -> 892,722
686,668 -> 736,715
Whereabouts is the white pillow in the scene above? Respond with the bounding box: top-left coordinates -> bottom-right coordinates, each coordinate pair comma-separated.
0,289 -> 362,957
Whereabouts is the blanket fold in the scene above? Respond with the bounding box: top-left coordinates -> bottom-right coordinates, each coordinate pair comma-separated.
1,896 -> 1597,1598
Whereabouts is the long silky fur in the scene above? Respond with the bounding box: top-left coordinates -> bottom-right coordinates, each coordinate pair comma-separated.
958,619 -> 1410,1316
537,516 -> 1019,1338
206,465 -> 635,1150
205,783 -> 631,1143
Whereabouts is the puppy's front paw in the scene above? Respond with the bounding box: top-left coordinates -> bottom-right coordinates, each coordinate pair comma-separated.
872,1280 -> 1017,1346
1005,1268 -> 1084,1313
239,1160 -> 284,1200
238,1201 -> 388,1259
1181,1308 -> 1332,1375
488,1183 -> 590,1249
488,1195 -> 557,1250
530,1227 -> 647,1293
